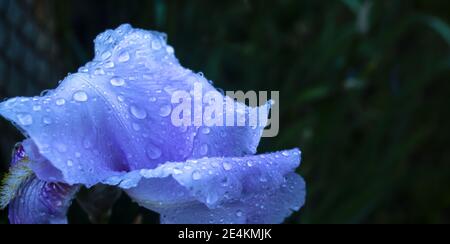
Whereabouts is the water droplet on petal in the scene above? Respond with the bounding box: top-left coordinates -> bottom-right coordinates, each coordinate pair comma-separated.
166,46 -> 174,54
132,123 -> 141,131
201,127 -> 211,135
110,77 -> 125,87
79,67 -> 89,73
42,117 -> 52,125
56,98 -> 66,106
199,144 -> 209,156
192,171 -> 202,180
33,105 -> 42,111
159,105 -> 172,117
206,194 -> 219,205
146,143 -> 162,160
152,40 -> 162,50
94,68 -> 105,75
130,105 -> 147,119
282,151 -> 290,157
104,61 -> 115,69
17,113 -> 33,126
67,160 -> 73,167
247,161 -> 253,167
101,51 -> 112,60
223,162 -> 233,171
73,91 -> 88,102
173,168 -> 183,175
236,210 -> 243,217
118,51 -> 130,62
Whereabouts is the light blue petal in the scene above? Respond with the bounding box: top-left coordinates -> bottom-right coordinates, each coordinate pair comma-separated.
0,24 -> 270,187
122,149 -> 305,224
160,174 -> 305,224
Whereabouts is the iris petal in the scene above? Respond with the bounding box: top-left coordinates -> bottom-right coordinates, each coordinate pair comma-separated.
8,176 -> 79,224
0,24 -> 306,224
1,141 -> 79,224
159,174 -> 305,224
0,24 -> 271,187
122,149 -> 305,224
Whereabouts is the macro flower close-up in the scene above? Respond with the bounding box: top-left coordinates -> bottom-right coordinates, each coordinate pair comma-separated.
1,0 -> 449,229
0,24 -> 305,224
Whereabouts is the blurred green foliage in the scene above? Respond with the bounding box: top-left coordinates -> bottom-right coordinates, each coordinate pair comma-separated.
1,0 -> 449,224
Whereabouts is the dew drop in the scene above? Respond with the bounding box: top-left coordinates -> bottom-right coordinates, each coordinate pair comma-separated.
173,168 -> 183,175
101,51 -> 112,60
78,67 -> 89,73
56,98 -> 66,106
259,176 -> 268,183
67,160 -> 73,167
159,105 -> 172,117
118,51 -> 130,62
104,61 -> 115,69
17,113 -> 33,126
199,144 -> 209,156
132,123 -> 141,131
42,117 -> 52,125
282,151 -> 290,157
192,171 -> 202,181
201,127 -> 211,135
94,68 -> 105,75
152,40 -> 162,50
33,105 -> 42,111
110,77 -> 125,87
130,105 -> 147,119
223,162 -> 233,171
206,194 -> 219,205
146,143 -> 162,160
247,161 -> 253,167
166,46 -> 174,54
73,91 -> 88,102
236,210 -> 243,217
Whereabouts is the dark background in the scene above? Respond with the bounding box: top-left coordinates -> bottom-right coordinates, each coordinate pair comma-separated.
1,0 -> 449,224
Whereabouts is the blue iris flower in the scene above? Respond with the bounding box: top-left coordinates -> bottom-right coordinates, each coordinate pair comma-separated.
0,24 -> 305,224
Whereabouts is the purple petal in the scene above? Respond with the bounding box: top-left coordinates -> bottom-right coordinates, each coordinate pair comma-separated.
8,176 -> 79,224
124,149 -> 305,224
160,174 -> 305,224
0,24 -> 269,186
1,141 -> 79,224
0,24 -> 306,224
